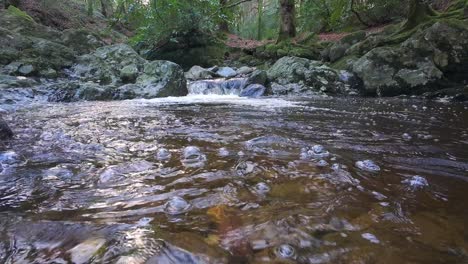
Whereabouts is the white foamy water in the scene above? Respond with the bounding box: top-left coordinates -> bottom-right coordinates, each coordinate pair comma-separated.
136,94 -> 303,108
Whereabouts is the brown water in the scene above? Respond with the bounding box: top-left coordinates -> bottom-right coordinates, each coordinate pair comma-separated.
0,95 -> 467,263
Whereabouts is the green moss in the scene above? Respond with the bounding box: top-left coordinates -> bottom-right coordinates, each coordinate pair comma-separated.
6,6 -> 35,23
330,54 -> 359,70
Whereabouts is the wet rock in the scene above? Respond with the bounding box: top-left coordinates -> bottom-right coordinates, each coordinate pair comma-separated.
355,160 -> 380,172
17,64 -> 34,75
402,175 -> 429,189
316,160 -> 329,167
185,65 -> 218,80
402,133 -> 412,140
156,148 -> 172,161
0,117 -> 13,140
216,67 -> 237,78
235,161 -> 256,176
164,196 -> 191,215
240,84 -> 266,98
275,244 -> 296,259
245,69 -> 267,87
61,28 -> 104,55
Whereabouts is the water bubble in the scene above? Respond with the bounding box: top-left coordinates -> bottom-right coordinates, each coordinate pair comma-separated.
402,133 -> 412,140
164,196 -> 191,215
156,148 -> 171,161
402,175 -> 429,189
218,147 -> 230,157
302,145 -> 330,159
355,160 -> 380,172
275,244 -> 296,259
254,182 -> 271,194
181,146 -> 206,167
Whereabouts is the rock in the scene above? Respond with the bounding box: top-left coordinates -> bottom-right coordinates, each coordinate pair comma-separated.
216,67 -> 237,78
275,244 -> 296,259
0,74 -> 38,88
61,28 -> 104,55
240,84 -> 266,98
237,66 -> 254,75
267,56 -> 356,95
72,44 -> 146,85
156,148 -> 171,161
17,64 -> 34,75
245,69 -> 267,87
0,118 -> 13,140
135,60 -> 187,97
351,21 -> 468,96
254,182 -> 271,194
188,78 -> 246,95
39,68 -> 58,79
120,64 -> 139,83
402,175 -> 429,189
185,65 -> 218,80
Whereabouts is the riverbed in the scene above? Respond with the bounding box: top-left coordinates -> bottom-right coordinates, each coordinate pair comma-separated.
1,95 -> 467,263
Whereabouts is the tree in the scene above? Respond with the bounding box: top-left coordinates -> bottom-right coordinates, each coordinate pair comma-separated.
100,0 -> 114,18
257,0 -> 263,40
403,0 -> 437,30
219,0 -> 230,32
278,0 -> 296,42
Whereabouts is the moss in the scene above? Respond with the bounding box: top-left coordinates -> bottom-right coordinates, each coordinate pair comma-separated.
6,6 -> 35,23
330,54 -> 359,70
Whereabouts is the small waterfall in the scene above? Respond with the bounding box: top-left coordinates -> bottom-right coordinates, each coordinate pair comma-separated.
187,78 -> 247,96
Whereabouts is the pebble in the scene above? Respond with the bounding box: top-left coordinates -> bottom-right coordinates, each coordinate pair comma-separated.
218,147 -> 230,157
164,196 -> 191,215
402,133 -> 412,140
355,160 -> 380,172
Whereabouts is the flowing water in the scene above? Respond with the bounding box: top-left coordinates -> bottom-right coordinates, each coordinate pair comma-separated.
0,94 -> 468,263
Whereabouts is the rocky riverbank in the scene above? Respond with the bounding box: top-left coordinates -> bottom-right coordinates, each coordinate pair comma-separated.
1,5 -> 468,107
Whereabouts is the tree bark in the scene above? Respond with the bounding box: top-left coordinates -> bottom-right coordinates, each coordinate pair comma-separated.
219,0 -> 229,32
257,0 -> 263,40
278,0 -> 296,42
403,0 -> 436,30
100,0 -> 113,18
350,0 -> 370,27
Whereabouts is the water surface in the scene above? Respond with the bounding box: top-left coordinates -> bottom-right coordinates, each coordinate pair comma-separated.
1,95 -> 467,263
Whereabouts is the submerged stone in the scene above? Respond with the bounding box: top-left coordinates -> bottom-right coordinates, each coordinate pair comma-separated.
164,196 -> 191,215
181,146 -> 206,167
0,118 -> 14,140
355,160 -> 380,172
240,84 -> 266,98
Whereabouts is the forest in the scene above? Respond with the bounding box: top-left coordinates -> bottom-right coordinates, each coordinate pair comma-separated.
0,0 -> 468,263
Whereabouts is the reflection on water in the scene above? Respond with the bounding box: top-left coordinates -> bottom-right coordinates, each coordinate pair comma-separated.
0,95 -> 467,263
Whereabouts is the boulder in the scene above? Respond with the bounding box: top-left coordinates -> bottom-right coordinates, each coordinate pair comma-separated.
351,21 -> 468,96
237,66 -> 254,75
245,70 -> 267,87
61,28 -> 104,55
216,67 -> 237,78
185,65 -> 218,80
240,84 -> 266,97
267,56 -> 357,95
71,44 -> 188,99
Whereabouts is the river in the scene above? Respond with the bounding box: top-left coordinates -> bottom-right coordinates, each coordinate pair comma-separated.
0,94 -> 467,263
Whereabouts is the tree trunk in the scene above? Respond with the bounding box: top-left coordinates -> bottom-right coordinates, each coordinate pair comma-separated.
278,0 -> 296,42
403,0 -> 436,30
257,0 -> 263,40
219,0 -> 229,32
100,0 -> 113,18
350,0 -> 370,27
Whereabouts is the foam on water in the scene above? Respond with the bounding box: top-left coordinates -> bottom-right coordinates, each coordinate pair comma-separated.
136,94 -> 303,108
